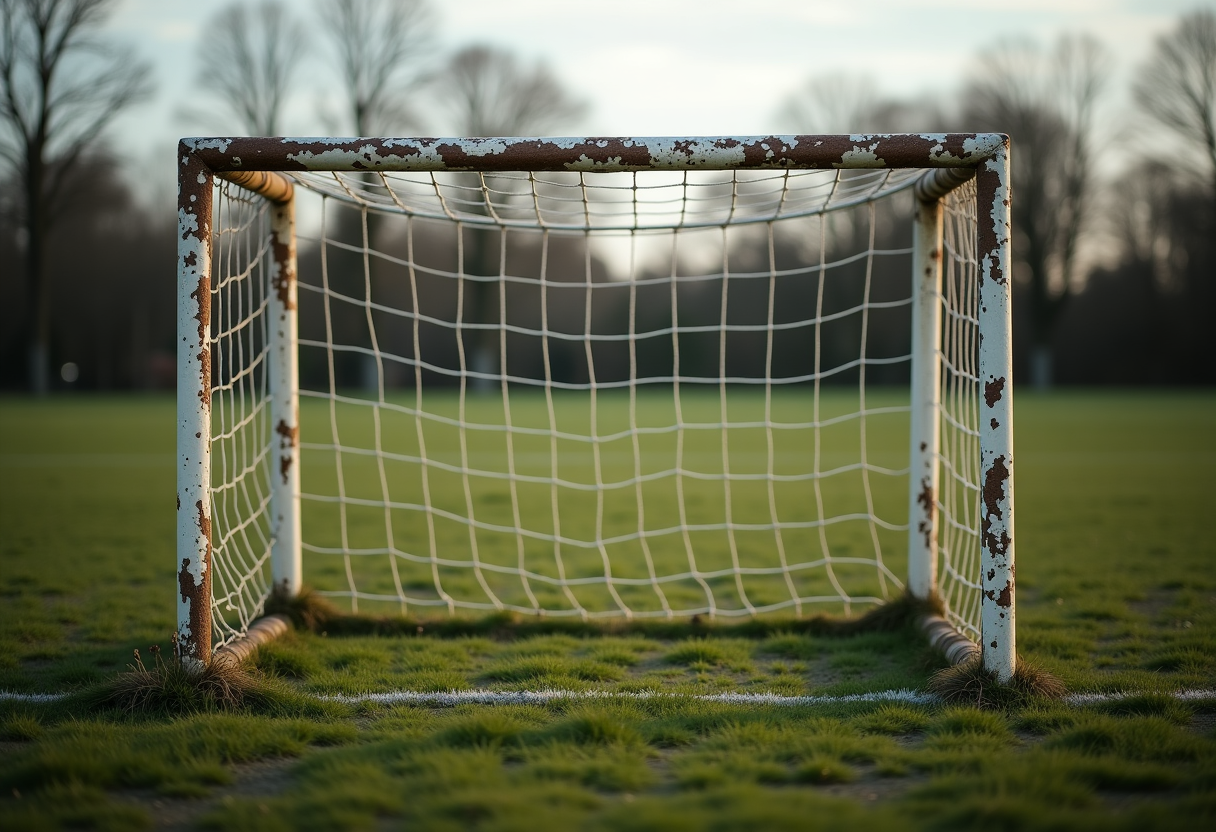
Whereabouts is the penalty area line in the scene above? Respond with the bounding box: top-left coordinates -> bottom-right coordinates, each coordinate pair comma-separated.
2,688 -> 1215,706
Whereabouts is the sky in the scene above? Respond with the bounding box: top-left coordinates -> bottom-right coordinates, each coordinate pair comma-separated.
101,0 -> 1208,204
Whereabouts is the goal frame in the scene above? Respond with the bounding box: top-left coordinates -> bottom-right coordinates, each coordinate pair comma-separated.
176,135 -> 1015,679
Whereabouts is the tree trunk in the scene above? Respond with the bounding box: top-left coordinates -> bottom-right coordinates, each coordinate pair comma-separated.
25,148 -> 49,396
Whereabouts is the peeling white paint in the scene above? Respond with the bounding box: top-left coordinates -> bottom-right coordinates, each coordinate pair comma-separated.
963,134 -> 1006,161
838,143 -> 884,168
176,207 -> 199,238
976,141 -> 1015,683
285,143 -> 441,171
184,137 -> 232,153
269,199 -> 302,597
177,161 -> 213,665
458,138 -> 515,157
648,138 -> 747,169
566,154 -> 625,171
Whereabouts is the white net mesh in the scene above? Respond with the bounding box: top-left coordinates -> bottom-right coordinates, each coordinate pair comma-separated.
205,165 -> 982,637
936,180 -> 983,640
207,181 -> 275,644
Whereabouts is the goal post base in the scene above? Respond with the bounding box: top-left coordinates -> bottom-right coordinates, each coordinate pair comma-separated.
213,614 -> 293,667
241,587 -> 983,668
927,655 -> 1066,709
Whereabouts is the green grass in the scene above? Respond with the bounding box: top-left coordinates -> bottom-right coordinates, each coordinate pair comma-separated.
291,387 -> 913,618
1,390 -> 1215,829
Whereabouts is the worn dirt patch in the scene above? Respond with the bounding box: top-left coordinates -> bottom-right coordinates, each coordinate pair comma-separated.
131,757 -> 297,831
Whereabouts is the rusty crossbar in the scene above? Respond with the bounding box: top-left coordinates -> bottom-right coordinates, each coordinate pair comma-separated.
176,134 -> 1014,681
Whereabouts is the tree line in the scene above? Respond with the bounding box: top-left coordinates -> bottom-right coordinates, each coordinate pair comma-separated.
0,0 -> 1212,392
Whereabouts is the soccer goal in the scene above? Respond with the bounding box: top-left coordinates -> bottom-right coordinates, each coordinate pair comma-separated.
176,135 -> 1015,680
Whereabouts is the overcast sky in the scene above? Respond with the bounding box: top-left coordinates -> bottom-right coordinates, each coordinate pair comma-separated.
102,0 -> 1206,202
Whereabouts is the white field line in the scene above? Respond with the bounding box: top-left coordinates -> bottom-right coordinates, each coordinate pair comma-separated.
3,688 -> 1215,706
323,689 -> 937,706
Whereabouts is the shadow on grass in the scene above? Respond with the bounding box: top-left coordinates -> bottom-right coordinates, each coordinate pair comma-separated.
265,585 -> 940,642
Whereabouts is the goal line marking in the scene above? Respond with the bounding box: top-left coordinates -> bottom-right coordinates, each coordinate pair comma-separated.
3,688 -> 1214,707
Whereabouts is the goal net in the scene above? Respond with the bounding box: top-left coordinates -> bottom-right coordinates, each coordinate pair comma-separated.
177,136 -> 1013,677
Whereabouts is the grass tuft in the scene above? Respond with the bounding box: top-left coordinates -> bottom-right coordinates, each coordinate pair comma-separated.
1,713 -> 43,741
926,655 -> 1066,709
88,640 -> 291,715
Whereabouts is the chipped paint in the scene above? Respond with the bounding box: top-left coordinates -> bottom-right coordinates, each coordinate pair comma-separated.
268,193 -> 302,597
177,146 -> 214,665
274,419 -> 298,485
984,377 -> 1006,408
907,197 -> 943,601
838,140 -> 884,168
184,134 -> 1005,174
975,137 -> 1016,682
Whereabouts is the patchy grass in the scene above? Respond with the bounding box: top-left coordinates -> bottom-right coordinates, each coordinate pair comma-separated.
5,696 -> 1214,830
1,391 -> 1215,828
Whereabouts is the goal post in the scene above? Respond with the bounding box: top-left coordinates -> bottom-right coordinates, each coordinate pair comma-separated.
176,135 -> 1015,681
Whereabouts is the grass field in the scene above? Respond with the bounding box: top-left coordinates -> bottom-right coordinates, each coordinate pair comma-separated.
289,388 -> 913,620
1,390 -> 1214,830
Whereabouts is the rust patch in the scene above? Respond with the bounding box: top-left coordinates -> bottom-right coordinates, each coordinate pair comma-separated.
195,499 -> 211,549
271,236 -> 296,310
189,275 -> 210,349
990,418 -> 999,430
915,479 -> 935,550
984,377 -> 1005,408
178,556 -> 197,603
980,455 -> 1011,555
275,419 -> 298,486
981,526 -> 1011,557
196,349 -> 211,408
177,499 -> 214,662
275,419 -> 298,447
217,169 -> 294,202
984,581 -> 1014,608
976,155 -> 1008,286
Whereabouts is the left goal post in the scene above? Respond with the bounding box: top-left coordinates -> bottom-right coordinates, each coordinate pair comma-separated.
176,161 -> 303,666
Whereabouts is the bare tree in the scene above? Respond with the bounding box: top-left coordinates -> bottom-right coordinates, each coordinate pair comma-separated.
964,35 -> 1109,389
0,0 -> 152,394
776,73 -> 882,133
194,0 -> 308,135
318,0 -> 433,135
428,45 -> 587,386
434,45 -> 588,137
310,0 -> 433,390
1132,8 -> 1216,206
776,73 -> 948,135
